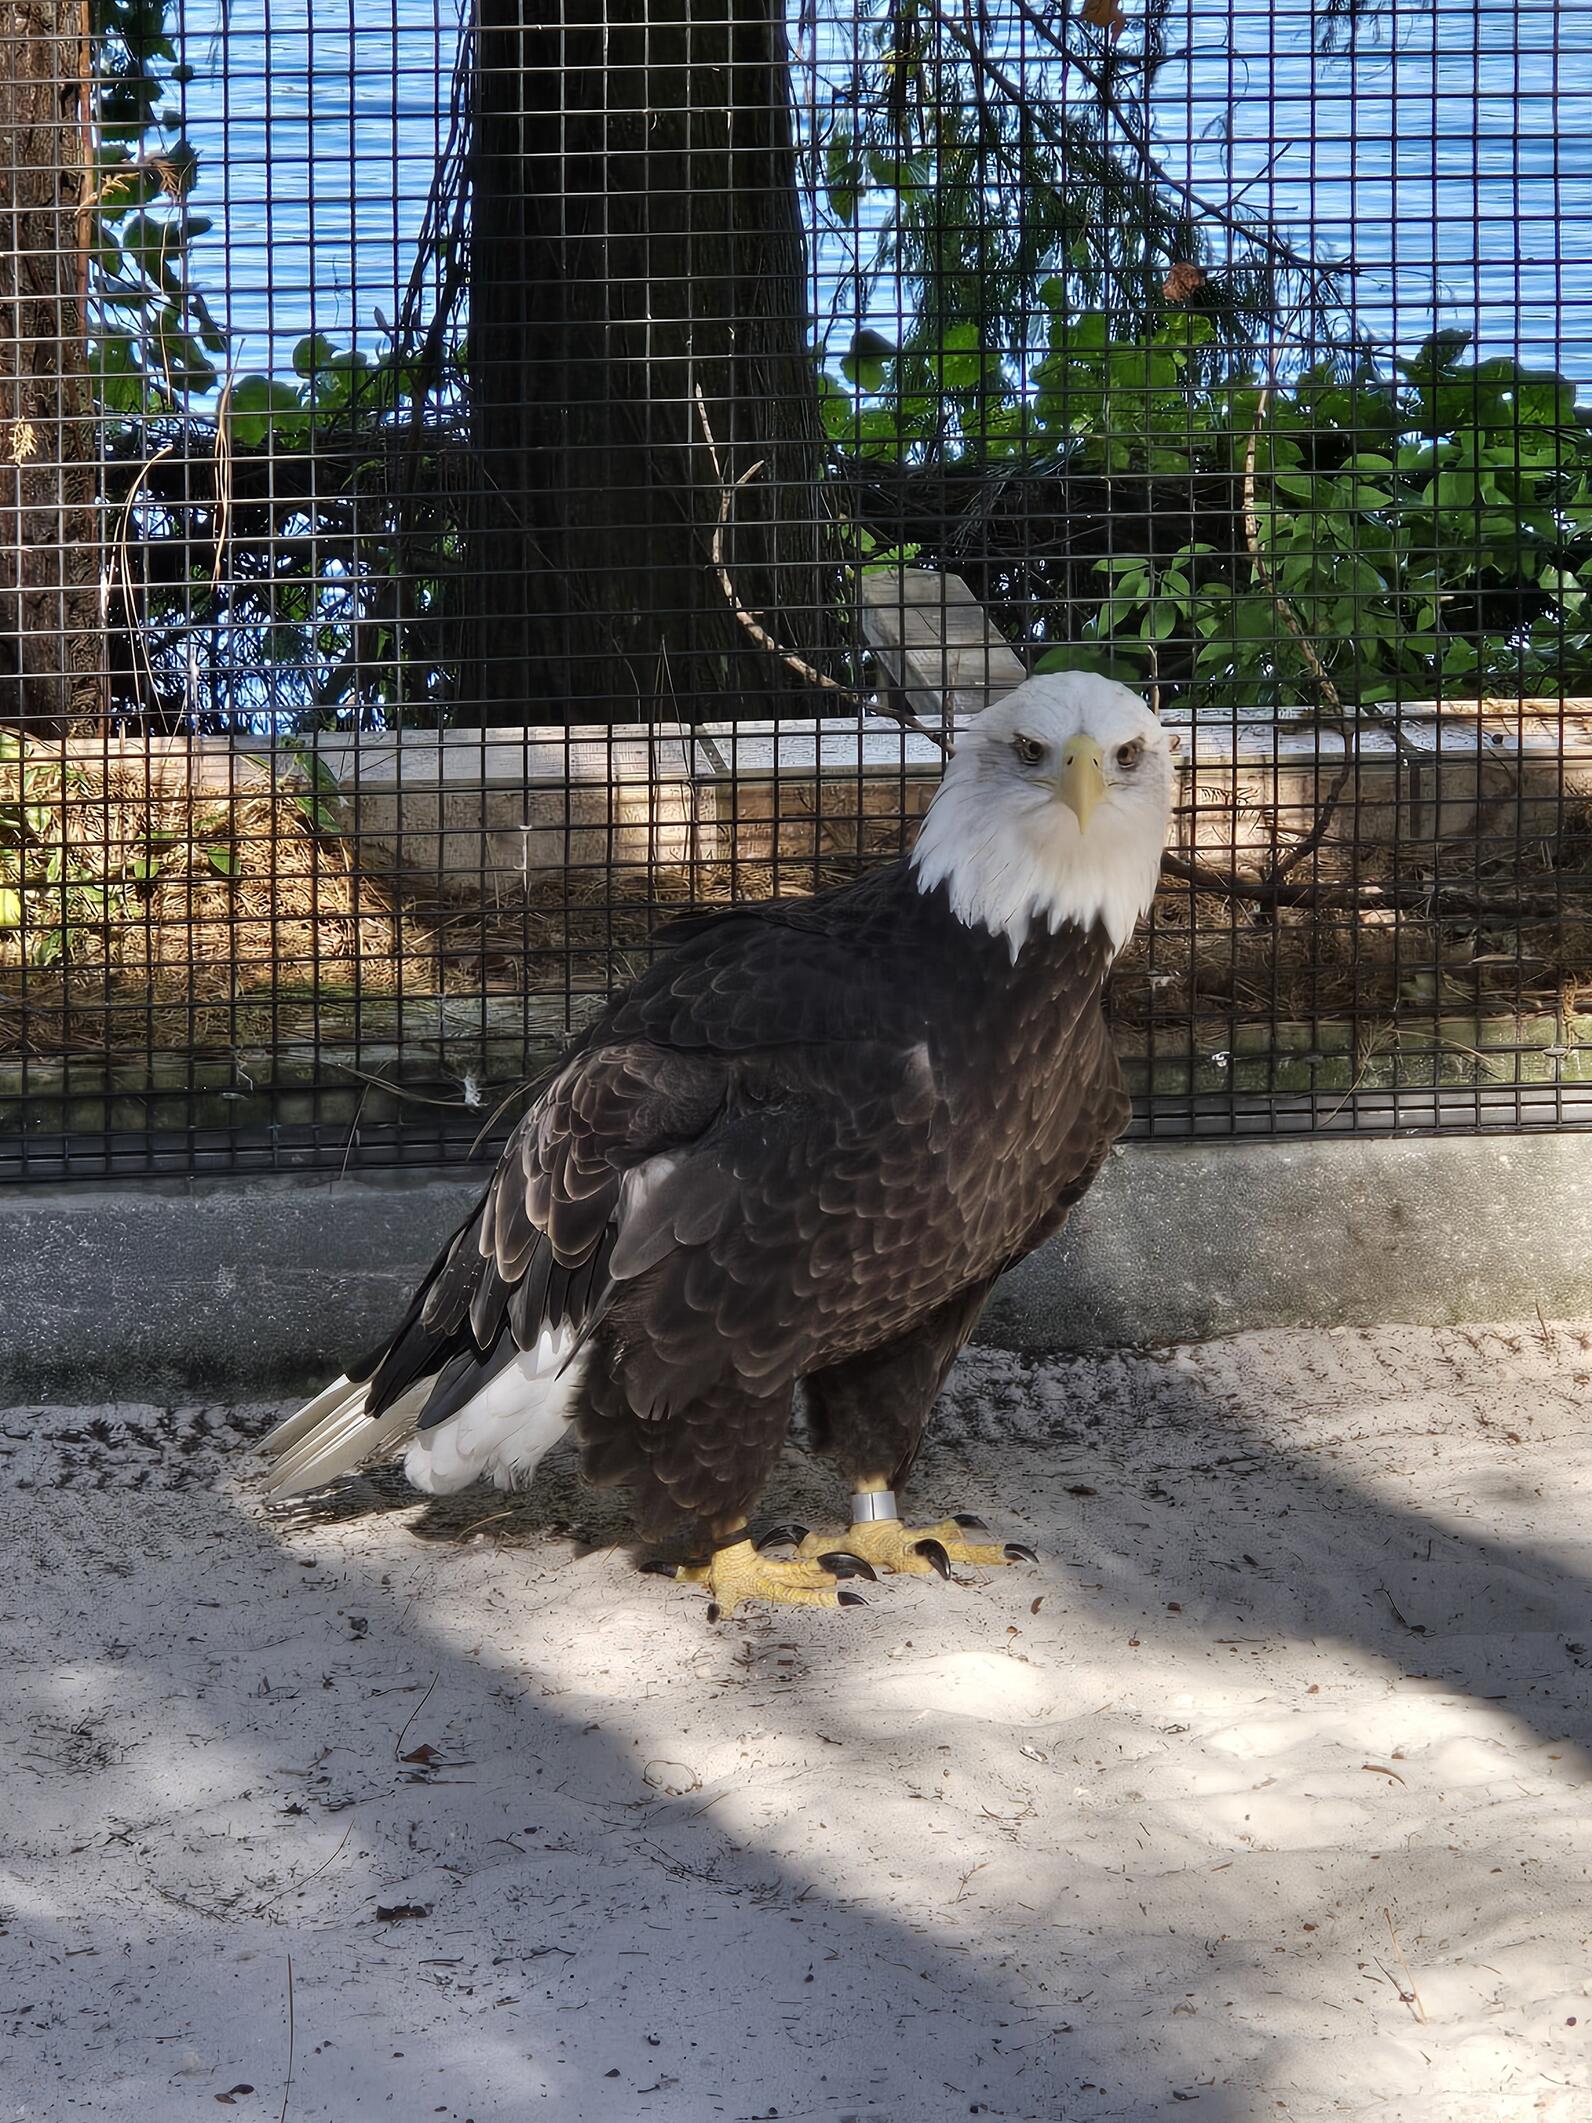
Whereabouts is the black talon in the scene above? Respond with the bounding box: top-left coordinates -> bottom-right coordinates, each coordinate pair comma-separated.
817,1550 -> 879,1583
640,1558 -> 680,1577
756,1523 -> 809,1551
705,1601 -> 723,1623
1003,1542 -> 1039,1564
837,1587 -> 868,1608
913,1537 -> 952,1579
952,1512 -> 990,1532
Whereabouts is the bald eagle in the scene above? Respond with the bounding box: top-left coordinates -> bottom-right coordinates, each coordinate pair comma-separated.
263,674 -> 1174,1613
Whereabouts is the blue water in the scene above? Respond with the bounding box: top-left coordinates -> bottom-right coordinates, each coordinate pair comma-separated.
172,0 -> 462,373
166,0 -> 1590,382
1159,0 -> 1592,369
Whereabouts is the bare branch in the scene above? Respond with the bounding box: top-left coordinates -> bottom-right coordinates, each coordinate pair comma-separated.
923,0 -> 1351,287
1242,382 -> 1344,721
1159,848 -> 1564,923
693,386 -> 949,752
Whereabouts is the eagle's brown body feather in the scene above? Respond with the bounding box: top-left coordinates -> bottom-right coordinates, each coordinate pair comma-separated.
357,859 -> 1128,1550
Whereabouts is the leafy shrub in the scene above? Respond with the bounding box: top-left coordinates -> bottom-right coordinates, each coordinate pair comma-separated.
825,309 -> 1592,711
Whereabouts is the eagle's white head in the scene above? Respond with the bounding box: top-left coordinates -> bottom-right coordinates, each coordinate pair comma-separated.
910,671 -> 1174,959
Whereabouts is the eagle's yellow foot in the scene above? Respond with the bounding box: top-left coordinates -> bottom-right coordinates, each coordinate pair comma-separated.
666,1537 -> 873,1619
787,1510 -> 1038,1579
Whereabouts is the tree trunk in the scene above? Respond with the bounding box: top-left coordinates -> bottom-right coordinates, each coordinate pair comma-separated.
463,0 -> 840,726
0,0 -> 103,734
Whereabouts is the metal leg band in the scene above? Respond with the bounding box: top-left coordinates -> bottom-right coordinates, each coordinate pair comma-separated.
850,1488 -> 899,1524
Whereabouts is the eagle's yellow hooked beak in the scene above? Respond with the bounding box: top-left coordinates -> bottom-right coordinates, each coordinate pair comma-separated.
1052,737 -> 1107,832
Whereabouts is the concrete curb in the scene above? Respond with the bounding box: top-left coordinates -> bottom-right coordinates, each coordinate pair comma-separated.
2,1133 -> 1590,1398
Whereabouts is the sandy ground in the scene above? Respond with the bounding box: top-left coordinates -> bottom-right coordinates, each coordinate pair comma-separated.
3,1323 -> 1591,2123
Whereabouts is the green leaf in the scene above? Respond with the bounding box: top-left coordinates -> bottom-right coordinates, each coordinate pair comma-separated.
937,322 -> 985,390
840,329 -> 895,395
1514,371 -> 1578,427
292,332 -> 338,378
226,373 -> 306,447
202,845 -> 238,877
1397,328 -> 1473,381
118,210 -> 181,280
1432,468 -> 1480,511
820,384 -> 858,442
1033,644 -> 1146,680
0,887 -> 20,928
155,325 -> 216,394
825,138 -> 863,222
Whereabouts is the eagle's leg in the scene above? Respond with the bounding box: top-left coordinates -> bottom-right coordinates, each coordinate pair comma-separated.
593,1366 -> 874,1615
673,1534 -> 871,1619
794,1281 -> 1037,1575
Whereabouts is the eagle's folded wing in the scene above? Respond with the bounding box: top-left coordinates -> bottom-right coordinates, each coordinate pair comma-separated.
364,893 -> 937,1431
359,1041 -> 729,1429
262,889 -> 940,1495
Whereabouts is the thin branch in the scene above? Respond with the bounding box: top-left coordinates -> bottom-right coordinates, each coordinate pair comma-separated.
1243,382 -> 1343,720
210,371 -> 237,593
716,457 -> 834,685
114,441 -> 179,718
1262,746 -> 1355,884
251,1825 -> 354,1920
920,0 -> 1348,286
1242,399 -> 1332,708
1241,372 -> 1430,881
1241,372 -> 1354,878
692,387 -> 949,752
1144,614 -> 1161,722
694,388 -> 849,694
1159,848 -> 1566,923
392,1673 -> 440,1763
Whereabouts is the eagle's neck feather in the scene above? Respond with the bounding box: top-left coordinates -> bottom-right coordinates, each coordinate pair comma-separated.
908,768 -> 1160,962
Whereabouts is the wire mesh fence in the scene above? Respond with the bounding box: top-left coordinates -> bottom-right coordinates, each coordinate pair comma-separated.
1,0 -> 1589,1181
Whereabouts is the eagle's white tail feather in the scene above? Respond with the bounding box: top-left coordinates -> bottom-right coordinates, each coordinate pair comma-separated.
262,1329 -> 580,1501
260,1372 -> 359,1458
403,1336 -> 579,1496
264,1377 -> 432,1497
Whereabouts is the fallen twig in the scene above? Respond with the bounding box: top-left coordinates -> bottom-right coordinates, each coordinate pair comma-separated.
1381,1908 -> 1428,2023
251,1825 -> 354,1920
392,1671 -> 440,1763
278,1953 -> 296,2123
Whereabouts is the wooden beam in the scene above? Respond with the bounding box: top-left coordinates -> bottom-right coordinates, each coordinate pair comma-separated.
857,568 -> 1026,721
17,692 -> 1592,889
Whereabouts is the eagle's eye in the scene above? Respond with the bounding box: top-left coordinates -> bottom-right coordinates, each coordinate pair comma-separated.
1115,739 -> 1144,771
1012,734 -> 1045,767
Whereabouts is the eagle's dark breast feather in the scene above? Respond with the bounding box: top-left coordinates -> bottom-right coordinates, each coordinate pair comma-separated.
362,859 -> 1128,1529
